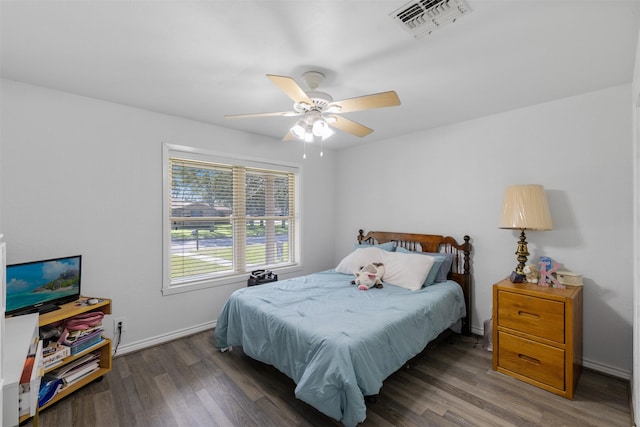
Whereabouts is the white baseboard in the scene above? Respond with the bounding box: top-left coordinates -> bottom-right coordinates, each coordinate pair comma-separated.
583,357 -> 631,380
112,321 -> 217,357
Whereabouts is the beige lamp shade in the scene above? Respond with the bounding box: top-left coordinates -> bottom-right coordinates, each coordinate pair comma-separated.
499,184 -> 552,231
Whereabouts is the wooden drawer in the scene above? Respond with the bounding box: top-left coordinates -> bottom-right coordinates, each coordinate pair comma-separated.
497,290 -> 565,343
497,331 -> 565,390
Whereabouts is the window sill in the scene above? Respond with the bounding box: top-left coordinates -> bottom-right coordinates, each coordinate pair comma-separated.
162,264 -> 304,296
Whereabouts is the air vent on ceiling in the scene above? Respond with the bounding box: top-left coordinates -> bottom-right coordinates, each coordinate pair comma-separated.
391,0 -> 471,39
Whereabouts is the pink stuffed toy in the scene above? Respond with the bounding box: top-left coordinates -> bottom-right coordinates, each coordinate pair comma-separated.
351,263 -> 385,290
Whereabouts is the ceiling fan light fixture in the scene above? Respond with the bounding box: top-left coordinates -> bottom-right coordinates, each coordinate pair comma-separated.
304,132 -> 314,143
312,118 -> 328,137
290,121 -> 306,139
321,127 -> 335,141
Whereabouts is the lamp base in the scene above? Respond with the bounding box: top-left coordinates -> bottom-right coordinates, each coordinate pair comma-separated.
510,271 -> 525,283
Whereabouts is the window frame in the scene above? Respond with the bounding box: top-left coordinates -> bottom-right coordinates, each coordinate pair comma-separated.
162,143 -> 302,295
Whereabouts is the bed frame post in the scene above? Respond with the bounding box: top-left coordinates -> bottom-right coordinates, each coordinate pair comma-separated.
463,235 -> 471,275
461,235 -> 472,336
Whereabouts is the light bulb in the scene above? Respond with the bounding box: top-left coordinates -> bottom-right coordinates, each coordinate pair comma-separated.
312,119 -> 327,137
304,132 -> 314,143
321,127 -> 335,141
291,122 -> 305,139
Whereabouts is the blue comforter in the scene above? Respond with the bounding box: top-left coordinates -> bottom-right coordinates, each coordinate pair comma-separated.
215,270 -> 466,426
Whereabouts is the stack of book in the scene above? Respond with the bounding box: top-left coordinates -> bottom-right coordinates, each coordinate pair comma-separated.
41,343 -> 71,369
60,326 -> 104,355
47,351 -> 101,388
39,358 -> 98,407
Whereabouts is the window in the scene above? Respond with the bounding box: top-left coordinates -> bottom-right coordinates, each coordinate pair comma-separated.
162,144 -> 300,294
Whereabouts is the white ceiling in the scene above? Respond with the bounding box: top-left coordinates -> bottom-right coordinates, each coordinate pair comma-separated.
2,1 -> 639,150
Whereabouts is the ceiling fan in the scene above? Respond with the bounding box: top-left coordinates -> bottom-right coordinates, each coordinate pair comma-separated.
224,71 -> 401,142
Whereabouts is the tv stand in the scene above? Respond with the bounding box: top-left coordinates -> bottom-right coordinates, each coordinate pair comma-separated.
19,297 -> 112,424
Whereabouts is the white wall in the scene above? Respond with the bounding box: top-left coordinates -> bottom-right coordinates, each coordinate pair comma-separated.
335,84 -> 634,377
0,79 -> 337,353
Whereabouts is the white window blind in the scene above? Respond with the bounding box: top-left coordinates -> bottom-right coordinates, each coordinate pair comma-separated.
164,145 -> 298,292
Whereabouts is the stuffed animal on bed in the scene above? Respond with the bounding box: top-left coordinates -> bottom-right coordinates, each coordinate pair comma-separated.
351,263 -> 385,290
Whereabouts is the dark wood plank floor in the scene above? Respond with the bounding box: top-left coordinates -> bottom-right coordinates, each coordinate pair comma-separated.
25,331 -> 632,427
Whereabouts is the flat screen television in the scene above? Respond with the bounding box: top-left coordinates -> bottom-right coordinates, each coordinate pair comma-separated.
5,255 -> 82,316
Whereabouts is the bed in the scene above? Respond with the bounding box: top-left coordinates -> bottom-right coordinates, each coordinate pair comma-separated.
215,230 -> 472,426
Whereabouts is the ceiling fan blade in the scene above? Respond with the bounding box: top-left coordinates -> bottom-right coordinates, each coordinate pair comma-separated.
224,111 -> 300,119
327,91 -> 400,113
282,132 -> 297,142
267,74 -> 314,105
328,115 -> 373,137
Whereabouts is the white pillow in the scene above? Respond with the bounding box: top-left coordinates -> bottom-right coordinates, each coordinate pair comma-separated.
336,247 -> 385,275
380,251 -> 435,291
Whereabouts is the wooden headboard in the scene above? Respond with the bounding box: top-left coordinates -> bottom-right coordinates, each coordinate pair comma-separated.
357,229 -> 473,336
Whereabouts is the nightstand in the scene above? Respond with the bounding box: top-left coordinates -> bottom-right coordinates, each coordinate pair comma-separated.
492,278 -> 583,399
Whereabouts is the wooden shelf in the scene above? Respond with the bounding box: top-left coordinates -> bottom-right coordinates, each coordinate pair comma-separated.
20,297 -> 113,420
39,340 -> 112,411
39,297 -> 112,326
43,338 -> 111,374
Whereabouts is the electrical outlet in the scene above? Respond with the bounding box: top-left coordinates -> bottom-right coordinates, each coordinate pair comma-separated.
114,317 -> 127,333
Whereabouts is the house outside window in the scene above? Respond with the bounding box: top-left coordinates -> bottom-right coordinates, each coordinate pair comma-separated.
162,144 -> 300,294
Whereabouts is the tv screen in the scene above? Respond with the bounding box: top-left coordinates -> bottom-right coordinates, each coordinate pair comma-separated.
5,255 -> 82,316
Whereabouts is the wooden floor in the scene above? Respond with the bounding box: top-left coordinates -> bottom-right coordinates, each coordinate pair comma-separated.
25,331 -> 632,427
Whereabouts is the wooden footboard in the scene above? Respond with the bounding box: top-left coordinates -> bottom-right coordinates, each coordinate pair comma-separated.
357,229 -> 473,335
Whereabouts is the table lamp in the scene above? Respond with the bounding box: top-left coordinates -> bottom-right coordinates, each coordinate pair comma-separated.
499,184 -> 552,282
